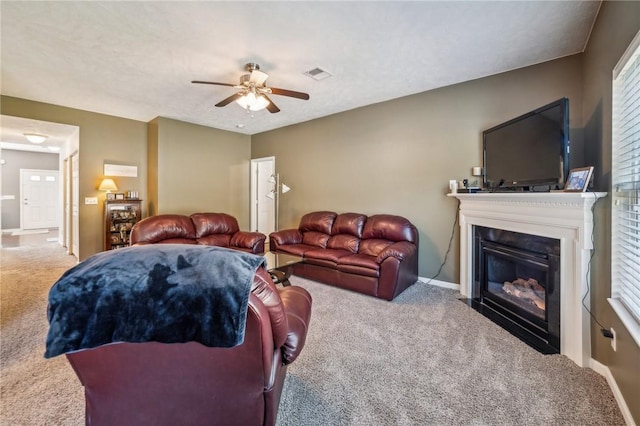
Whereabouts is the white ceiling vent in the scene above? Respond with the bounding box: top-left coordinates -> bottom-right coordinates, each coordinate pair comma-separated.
304,67 -> 332,81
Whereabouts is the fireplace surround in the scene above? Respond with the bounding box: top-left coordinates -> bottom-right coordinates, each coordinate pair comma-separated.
449,191 -> 606,367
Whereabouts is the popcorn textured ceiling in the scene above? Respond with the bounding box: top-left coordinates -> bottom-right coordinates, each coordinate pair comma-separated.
1,1 -> 600,139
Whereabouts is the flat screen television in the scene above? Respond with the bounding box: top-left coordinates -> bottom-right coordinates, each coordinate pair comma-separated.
483,98 -> 569,191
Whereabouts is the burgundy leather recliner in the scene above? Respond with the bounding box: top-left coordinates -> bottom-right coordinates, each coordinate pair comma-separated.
65,267 -> 312,426
130,212 -> 266,254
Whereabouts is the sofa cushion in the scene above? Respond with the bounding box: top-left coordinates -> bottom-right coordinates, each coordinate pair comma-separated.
332,213 -> 367,237
191,213 -> 240,238
276,244 -> 318,257
327,234 -> 360,253
358,239 -> 394,257
299,211 -> 337,234
337,254 -> 380,277
302,231 -> 330,248
362,214 -> 418,243
304,248 -> 353,264
197,234 -> 232,247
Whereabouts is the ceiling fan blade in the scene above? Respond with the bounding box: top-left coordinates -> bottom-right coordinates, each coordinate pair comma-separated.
215,93 -> 243,107
263,95 -> 280,113
192,80 -> 236,87
269,87 -> 310,100
249,70 -> 269,85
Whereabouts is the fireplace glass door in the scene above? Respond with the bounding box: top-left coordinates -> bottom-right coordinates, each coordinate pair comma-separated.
482,242 -> 549,328
472,227 -> 561,353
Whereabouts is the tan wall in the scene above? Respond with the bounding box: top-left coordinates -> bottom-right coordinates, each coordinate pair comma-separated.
153,117 -> 252,227
0,96 -> 147,260
0,98 -> 253,259
582,1 -> 640,422
252,55 -> 584,283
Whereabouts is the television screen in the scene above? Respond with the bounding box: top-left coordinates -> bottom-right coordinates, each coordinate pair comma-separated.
483,98 -> 569,190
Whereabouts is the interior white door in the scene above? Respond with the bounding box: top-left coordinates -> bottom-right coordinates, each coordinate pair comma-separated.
20,169 -> 60,230
250,157 -> 276,236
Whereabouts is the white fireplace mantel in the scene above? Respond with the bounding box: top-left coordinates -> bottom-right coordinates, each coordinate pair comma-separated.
449,191 -> 607,367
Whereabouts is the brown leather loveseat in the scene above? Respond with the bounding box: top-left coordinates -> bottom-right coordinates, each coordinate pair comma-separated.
130,212 -> 266,254
269,211 -> 419,300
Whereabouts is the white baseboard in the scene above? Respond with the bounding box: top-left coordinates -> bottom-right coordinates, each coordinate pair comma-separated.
590,358 -> 636,426
419,276 -> 460,291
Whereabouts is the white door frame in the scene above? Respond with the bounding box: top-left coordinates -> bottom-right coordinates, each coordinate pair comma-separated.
70,152 -> 80,258
250,156 -> 276,237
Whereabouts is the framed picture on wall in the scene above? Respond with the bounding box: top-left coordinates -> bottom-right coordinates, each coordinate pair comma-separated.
564,167 -> 594,192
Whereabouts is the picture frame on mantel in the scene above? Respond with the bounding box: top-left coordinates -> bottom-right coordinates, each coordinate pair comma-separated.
564,166 -> 594,192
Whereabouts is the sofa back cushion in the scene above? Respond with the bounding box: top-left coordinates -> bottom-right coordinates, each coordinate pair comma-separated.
359,239 -> 394,256
302,231 -> 330,248
362,214 -> 418,244
299,211 -> 337,234
327,234 -> 360,253
331,213 -> 367,237
191,213 -> 240,238
130,214 -> 196,245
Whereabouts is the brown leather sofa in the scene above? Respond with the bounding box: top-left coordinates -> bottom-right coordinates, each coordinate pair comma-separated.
66,266 -> 312,426
269,211 -> 419,300
130,212 -> 266,254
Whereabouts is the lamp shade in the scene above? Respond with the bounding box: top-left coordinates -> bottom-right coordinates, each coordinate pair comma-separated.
236,92 -> 269,111
98,178 -> 118,192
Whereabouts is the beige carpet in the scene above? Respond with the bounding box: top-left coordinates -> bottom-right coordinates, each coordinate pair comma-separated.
0,238 -> 626,425
1,239 -> 83,425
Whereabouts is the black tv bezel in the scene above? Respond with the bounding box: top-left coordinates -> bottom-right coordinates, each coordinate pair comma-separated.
482,98 -> 570,190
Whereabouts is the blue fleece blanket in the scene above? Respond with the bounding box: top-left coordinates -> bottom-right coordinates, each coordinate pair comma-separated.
45,244 -> 265,358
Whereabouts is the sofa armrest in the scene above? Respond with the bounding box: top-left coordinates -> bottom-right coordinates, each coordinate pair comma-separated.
230,231 -> 266,254
269,229 -> 303,248
375,241 -> 416,263
278,286 -> 312,365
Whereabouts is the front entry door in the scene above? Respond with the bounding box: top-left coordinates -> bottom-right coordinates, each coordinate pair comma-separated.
20,169 -> 60,230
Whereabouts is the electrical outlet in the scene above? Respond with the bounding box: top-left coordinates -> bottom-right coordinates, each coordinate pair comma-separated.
84,197 -> 98,205
611,328 -> 617,352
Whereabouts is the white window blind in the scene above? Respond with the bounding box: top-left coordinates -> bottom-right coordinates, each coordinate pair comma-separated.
611,29 -> 640,347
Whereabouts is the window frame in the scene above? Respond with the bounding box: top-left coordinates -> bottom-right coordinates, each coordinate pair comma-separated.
609,29 -> 640,348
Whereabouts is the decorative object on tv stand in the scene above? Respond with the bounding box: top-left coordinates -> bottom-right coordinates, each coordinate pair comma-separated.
266,173 -> 291,231
564,167 -> 594,192
449,180 -> 458,194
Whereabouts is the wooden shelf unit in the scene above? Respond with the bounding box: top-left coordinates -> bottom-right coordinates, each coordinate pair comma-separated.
104,199 -> 142,250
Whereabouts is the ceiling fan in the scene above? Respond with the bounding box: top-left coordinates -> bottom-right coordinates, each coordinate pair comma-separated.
192,63 -> 310,114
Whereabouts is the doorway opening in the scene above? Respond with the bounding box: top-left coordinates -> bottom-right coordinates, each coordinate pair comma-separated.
250,156 -> 276,240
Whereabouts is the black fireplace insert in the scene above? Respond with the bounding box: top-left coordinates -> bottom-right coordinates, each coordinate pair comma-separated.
466,226 -> 560,354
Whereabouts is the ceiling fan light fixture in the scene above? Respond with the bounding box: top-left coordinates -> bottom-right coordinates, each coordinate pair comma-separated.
24,133 -> 48,144
236,92 -> 269,112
